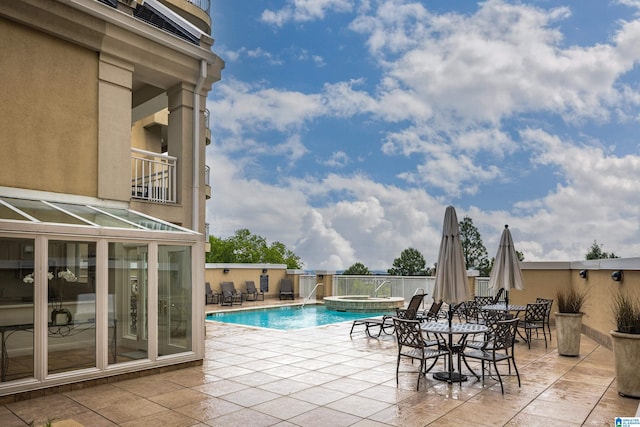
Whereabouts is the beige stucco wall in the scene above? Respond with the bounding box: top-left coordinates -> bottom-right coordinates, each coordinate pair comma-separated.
205,264 -> 291,300
0,17 -> 98,197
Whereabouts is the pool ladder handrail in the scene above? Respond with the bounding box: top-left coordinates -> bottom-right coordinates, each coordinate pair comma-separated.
302,283 -> 324,308
373,280 -> 390,298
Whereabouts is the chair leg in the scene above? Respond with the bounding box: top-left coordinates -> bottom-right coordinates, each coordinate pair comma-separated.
493,359 -> 504,394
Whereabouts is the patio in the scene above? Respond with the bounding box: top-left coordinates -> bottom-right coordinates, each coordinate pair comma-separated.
0,298 -> 638,426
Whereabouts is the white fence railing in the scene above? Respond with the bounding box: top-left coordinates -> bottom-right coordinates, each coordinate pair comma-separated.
299,275 -> 492,304
131,148 -> 177,204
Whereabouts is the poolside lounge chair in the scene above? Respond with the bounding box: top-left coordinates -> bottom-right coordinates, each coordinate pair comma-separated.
220,281 -> 243,306
205,282 -> 219,304
350,315 -> 395,337
419,300 -> 444,321
396,293 -> 427,320
244,280 -> 264,301
279,278 -> 294,300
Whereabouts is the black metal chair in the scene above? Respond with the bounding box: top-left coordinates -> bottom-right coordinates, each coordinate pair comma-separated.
392,317 -> 448,390
244,280 -> 264,301
463,318 -> 521,394
518,303 -> 548,349
536,297 -> 553,340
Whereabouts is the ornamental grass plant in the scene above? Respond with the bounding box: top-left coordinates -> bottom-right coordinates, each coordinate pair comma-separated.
612,291 -> 640,334
556,287 -> 588,314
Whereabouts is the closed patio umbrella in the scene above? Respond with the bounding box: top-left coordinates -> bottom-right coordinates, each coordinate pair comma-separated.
488,224 -> 525,308
432,206 -> 471,382
433,206 -> 471,318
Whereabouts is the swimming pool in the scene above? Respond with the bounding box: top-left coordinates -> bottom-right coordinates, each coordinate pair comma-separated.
206,305 -> 395,331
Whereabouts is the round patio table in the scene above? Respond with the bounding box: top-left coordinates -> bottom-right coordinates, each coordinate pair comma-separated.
421,321 -> 488,383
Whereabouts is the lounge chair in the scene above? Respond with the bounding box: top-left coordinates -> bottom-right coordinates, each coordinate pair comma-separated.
279,278 -> 294,300
220,281 -> 243,306
396,293 -> 427,320
350,315 -> 395,337
419,300 -> 444,321
205,282 -> 219,304
244,280 -> 264,301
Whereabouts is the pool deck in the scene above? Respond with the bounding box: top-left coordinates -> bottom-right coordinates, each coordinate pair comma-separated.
1,297 -> 638,426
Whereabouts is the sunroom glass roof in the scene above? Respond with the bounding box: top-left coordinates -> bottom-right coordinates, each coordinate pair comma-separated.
0,197 -> 192,233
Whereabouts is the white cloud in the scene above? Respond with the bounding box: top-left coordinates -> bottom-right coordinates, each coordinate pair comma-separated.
261,0 -> 354,27
322,151 -> 350,167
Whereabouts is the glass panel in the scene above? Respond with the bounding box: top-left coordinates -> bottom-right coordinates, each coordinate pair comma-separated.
0,198 -> 86,225
158,245 -> 192,356
48,240 -> 97,374
0,203 -> 30,221
98,207 -> 186,232
108,242 -> 148,364
50,203 -> 139,229
0,237 -> 35,382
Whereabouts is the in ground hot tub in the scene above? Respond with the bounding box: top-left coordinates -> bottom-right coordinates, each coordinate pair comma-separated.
323,295 -> 405,312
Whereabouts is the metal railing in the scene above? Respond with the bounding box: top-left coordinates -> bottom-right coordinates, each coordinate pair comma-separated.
131,148 -> 177,204
332,275 -> 436,301
475,277 -> 491,296
187,0 -> 210,14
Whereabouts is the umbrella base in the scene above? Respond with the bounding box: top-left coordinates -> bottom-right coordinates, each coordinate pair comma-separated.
433,371 -> 467,383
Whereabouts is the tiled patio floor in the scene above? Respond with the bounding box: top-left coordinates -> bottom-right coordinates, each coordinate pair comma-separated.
1,299 -> 638,426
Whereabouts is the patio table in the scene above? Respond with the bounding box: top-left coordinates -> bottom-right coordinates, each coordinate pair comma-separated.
421,321 -> 488,383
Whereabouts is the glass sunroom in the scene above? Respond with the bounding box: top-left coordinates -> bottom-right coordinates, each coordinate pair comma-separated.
0,196 -> 204,396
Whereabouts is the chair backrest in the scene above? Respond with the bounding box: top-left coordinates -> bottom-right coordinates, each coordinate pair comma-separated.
280,278 -> 293,292
535,298 -> 553,317
221,281 -> 235,296
406,294 -> 426,312
206,282 -> 213,295
493,288 -> 506,304
426,300 -> 443,318
525,303 -> 547,322
246,281 -> 257,293
491,317 -> 519,350
475,296 -> 494,306
393,318 -> 426,350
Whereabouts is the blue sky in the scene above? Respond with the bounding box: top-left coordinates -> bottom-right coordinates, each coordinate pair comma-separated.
205,0 -> 640,271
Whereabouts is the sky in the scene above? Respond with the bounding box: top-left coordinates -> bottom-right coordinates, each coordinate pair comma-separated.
205,0 -> 640,271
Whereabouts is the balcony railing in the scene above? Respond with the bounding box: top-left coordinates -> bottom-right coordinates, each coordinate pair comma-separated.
131,148 -> 177,204
187,0 -> 210,14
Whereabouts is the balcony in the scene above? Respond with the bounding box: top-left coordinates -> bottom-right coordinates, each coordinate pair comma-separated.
187,0 -> 210,14
131,148 -> 177,204
205,165 -> 211,199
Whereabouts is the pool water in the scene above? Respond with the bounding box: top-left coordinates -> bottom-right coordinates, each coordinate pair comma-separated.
206,305 -> 394,330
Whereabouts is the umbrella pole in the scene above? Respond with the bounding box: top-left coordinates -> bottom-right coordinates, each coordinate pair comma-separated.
505,290 -> 509,309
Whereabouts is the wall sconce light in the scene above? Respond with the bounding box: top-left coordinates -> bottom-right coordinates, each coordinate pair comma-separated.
611,270 -> 623,282
223,268 -> 230,274
318,274 -> 324,279
262,268 -> 268,274
579,270 -> 588,279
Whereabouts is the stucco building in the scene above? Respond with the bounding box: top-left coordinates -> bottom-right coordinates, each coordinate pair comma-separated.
0,0 -> 223,397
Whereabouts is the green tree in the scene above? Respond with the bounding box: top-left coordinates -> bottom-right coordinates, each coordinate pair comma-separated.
388,248 -> 429,276
459,216 -> 490,276
585,240 -> 619,260
206,229 -> 302,269
343,262 -> 371,275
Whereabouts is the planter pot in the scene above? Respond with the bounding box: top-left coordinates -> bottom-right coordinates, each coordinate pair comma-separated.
555,312 -> 583,356
611,330 -> 640,398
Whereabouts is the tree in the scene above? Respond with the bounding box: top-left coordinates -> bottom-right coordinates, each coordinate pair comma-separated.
388,248 -> 430,276
459,216 -> 490,276
585,240 -> 619,260
343,262 -> 371,275
206,229 -> 303,269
